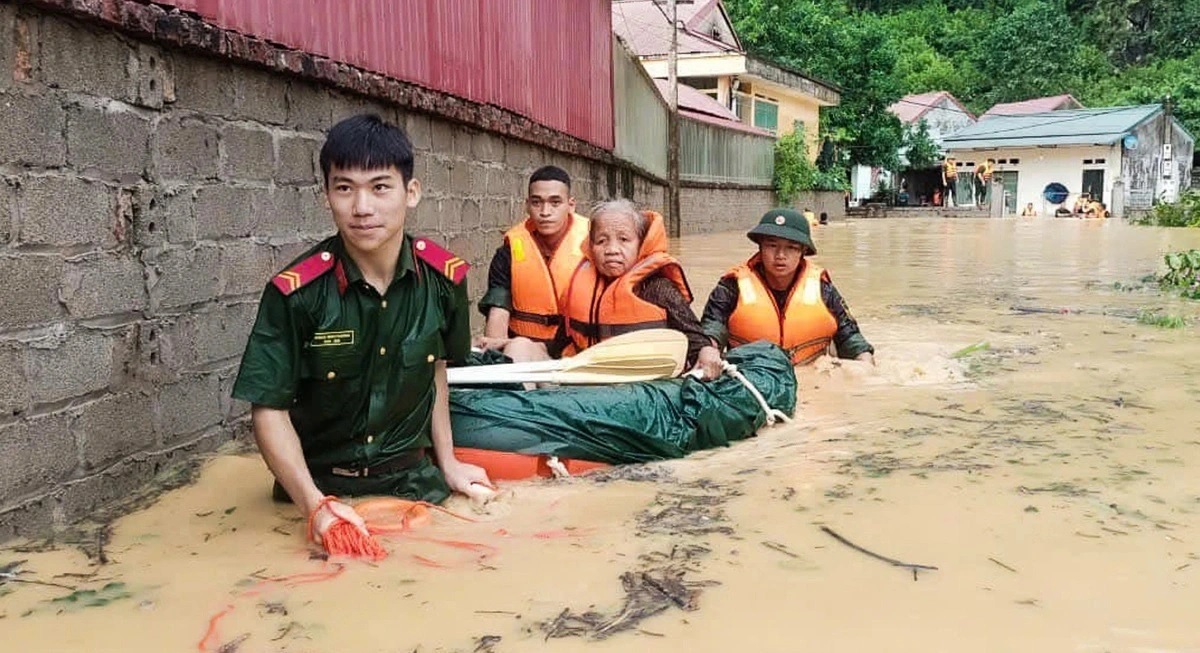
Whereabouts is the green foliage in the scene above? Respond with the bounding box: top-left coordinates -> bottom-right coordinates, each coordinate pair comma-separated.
1157,249 -> 1200,299
1134,192 -> 1200,228
1136,310 -> 1189,328
773,130 -> 847,203
903,120 -> 940,169
728,0 -> 1200,143
48,582 -> 132,611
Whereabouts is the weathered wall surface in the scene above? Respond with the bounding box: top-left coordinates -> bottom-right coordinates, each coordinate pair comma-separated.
679,184 -> 844,235
0,0 -> 672,541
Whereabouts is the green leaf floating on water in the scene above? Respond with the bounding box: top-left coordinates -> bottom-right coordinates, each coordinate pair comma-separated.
49,582 -> 132,610
950,341 -> 990,359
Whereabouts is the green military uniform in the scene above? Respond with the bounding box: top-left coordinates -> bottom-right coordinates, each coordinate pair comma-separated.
231,233 -> 471,503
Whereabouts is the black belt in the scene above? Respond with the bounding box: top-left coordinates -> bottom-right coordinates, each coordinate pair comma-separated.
324,449 -> 426,478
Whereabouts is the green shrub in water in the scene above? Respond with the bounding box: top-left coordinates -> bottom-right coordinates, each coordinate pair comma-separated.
1135,191 -> 1200,227
1159,250 -> 1200,299
1136,310 -> 1189,328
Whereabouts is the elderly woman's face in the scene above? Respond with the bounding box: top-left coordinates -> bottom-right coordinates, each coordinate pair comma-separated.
590,212 -> 641,278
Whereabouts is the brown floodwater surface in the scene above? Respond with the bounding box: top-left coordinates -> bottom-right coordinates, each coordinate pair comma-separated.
3,217 -> 1200,652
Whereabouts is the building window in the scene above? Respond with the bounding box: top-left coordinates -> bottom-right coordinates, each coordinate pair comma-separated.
734,91 -> 780,133
1095,158 -> 1105,164
1009,158 -> 1020,164
753,97 -> 779,133
998,159 -> 1008,164
1083,159 -> 1094,164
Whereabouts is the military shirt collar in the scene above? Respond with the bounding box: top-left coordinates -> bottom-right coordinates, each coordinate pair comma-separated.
330,235 -> 417,294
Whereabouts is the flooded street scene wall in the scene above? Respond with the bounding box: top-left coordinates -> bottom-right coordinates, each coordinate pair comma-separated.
3,0 -> 1200,652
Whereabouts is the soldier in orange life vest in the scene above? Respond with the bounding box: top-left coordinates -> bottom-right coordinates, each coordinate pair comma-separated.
476,166 -> 588,362
231,114 -> 493,547
550,199 -> 723,380
700,208 -> 874,366
941,156 -> 958,207
974,158 -> 995,208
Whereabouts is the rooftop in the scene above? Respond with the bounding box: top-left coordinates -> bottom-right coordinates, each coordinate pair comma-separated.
980,94 -> 1082,119
942,104 -> 1163,150
889,91 -> 975,124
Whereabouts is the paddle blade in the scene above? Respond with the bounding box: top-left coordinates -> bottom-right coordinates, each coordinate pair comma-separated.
447,329 -> 689,385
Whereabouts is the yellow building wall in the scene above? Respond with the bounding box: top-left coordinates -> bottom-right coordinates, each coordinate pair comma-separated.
777,95 -> 823,162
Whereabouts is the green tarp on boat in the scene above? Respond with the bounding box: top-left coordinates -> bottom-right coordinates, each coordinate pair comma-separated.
449,342 -> 797,464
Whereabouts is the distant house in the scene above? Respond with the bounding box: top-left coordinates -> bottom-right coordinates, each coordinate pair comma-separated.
942,104 -> 1194,215
851,91 -> 975,204
612,0 -> 841,159
980,94 -> 1083,120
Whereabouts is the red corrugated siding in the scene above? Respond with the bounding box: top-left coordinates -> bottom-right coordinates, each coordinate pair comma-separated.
159,0 -> 614,149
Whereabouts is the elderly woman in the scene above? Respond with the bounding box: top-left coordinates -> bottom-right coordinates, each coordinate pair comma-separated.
700,208 -> 874,366
549,199 -> 722,379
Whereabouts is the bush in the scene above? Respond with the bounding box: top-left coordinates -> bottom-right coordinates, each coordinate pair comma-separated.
773,131 -> 848,204
1159,249 -> 1200,299
1134,191 -> 1200,227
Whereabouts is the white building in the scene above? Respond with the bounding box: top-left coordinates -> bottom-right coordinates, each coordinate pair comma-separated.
941,104 -> 1194,215
851,91 -> 976,203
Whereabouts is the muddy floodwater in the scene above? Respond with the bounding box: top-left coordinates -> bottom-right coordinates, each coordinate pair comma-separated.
3,217 -> 1200,652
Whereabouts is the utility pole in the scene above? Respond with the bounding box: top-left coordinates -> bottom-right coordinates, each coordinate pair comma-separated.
1162,94 -> 1176,202
666,0 -> 681,237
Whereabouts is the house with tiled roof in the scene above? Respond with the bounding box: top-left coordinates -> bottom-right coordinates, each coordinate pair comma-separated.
889,91 -> 976,140
980,94 -> 1083,120
612,0 -> 840,158
943,104 -> 1194,215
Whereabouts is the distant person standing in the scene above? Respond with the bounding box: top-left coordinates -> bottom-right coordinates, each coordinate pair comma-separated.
974,158 -> 994,208
941,156 -> 958,207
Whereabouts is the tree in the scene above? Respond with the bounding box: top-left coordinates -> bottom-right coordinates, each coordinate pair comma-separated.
903,120 -> 940,170
725,0 -> 905,168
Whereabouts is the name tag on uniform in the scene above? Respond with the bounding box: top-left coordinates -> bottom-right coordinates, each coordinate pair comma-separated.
311,330 -> 355,347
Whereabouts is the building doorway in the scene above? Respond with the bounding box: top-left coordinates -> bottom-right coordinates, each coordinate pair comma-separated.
997,171 -> 1019,214
1082,169 -> 1105,201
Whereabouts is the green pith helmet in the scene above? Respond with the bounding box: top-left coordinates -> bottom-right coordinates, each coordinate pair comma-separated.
746,208 -> 816,255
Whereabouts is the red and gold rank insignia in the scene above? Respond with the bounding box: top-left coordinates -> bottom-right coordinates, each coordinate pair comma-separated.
271,250 -> 336,296
413,237 -> 469,285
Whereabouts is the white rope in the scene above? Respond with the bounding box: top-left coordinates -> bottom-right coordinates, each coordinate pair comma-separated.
719,361 -> 793,426
546,455 -> 570,478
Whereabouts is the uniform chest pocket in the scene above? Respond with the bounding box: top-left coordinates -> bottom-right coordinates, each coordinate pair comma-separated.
300,347 -> 364,382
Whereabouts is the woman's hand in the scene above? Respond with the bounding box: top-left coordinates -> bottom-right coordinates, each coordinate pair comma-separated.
691,345 -> 724,381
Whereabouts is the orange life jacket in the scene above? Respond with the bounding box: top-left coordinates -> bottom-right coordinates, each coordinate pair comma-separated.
724,255 -> 837,365
504,214 -> 590,342
943,160 -> 957,179
563,211 -> 692,352
977,162 -> 993,181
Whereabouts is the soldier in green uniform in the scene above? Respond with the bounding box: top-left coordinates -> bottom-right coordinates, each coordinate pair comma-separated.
232,114 -> 492,545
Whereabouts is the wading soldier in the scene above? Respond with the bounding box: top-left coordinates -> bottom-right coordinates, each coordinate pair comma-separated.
232,114 -> 492,546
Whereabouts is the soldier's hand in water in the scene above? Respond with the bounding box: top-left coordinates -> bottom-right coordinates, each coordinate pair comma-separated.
474,336 -> 511,351
442,459 -> 496,496
692,345 -> 724,381
308,497 -> 369,546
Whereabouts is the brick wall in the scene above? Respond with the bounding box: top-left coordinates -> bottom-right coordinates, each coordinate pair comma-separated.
679,185 -> 846,235
0,1 -> 668,541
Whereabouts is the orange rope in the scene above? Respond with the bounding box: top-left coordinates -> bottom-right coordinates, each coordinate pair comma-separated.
307,495 -> 389,560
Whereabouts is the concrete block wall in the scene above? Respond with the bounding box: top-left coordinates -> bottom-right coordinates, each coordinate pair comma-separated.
679,185 -> 846,235
1,1 -> 673,541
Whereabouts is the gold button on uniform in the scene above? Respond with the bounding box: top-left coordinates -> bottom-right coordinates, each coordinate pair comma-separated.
379,347 -> 387,356
366,435 -> 374,444
381,300 -> 388,309
326,371 -> 336,380
426,354 -> 435,363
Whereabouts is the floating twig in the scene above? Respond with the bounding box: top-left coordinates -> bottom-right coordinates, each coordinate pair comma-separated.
0,572 -> 77,591
987,557 -> 1018,573
760,541 -> 799,559
819,526 -> 938,579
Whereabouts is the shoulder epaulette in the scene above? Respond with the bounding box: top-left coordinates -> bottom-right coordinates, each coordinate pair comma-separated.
271,250 -> 336,296
413,237 -> 469,284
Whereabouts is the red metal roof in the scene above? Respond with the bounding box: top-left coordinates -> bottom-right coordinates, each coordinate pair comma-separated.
612,0 -> 740,57
157,0 -> 614,149
889,91 -> 976,124
980,94 -> 1083,119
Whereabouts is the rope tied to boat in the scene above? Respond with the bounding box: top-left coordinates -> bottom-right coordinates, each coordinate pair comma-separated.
546,456 -> 571,478
719,361 -> 793,426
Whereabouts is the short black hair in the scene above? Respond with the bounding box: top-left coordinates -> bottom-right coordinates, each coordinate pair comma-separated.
529,165 -> 571,191
319,114 -> 415,185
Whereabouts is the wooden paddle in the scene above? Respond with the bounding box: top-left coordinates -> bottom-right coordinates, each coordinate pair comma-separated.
447,329 -> 688,385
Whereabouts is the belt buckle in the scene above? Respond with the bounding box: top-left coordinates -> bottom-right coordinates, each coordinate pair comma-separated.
331,466 -> 367,478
